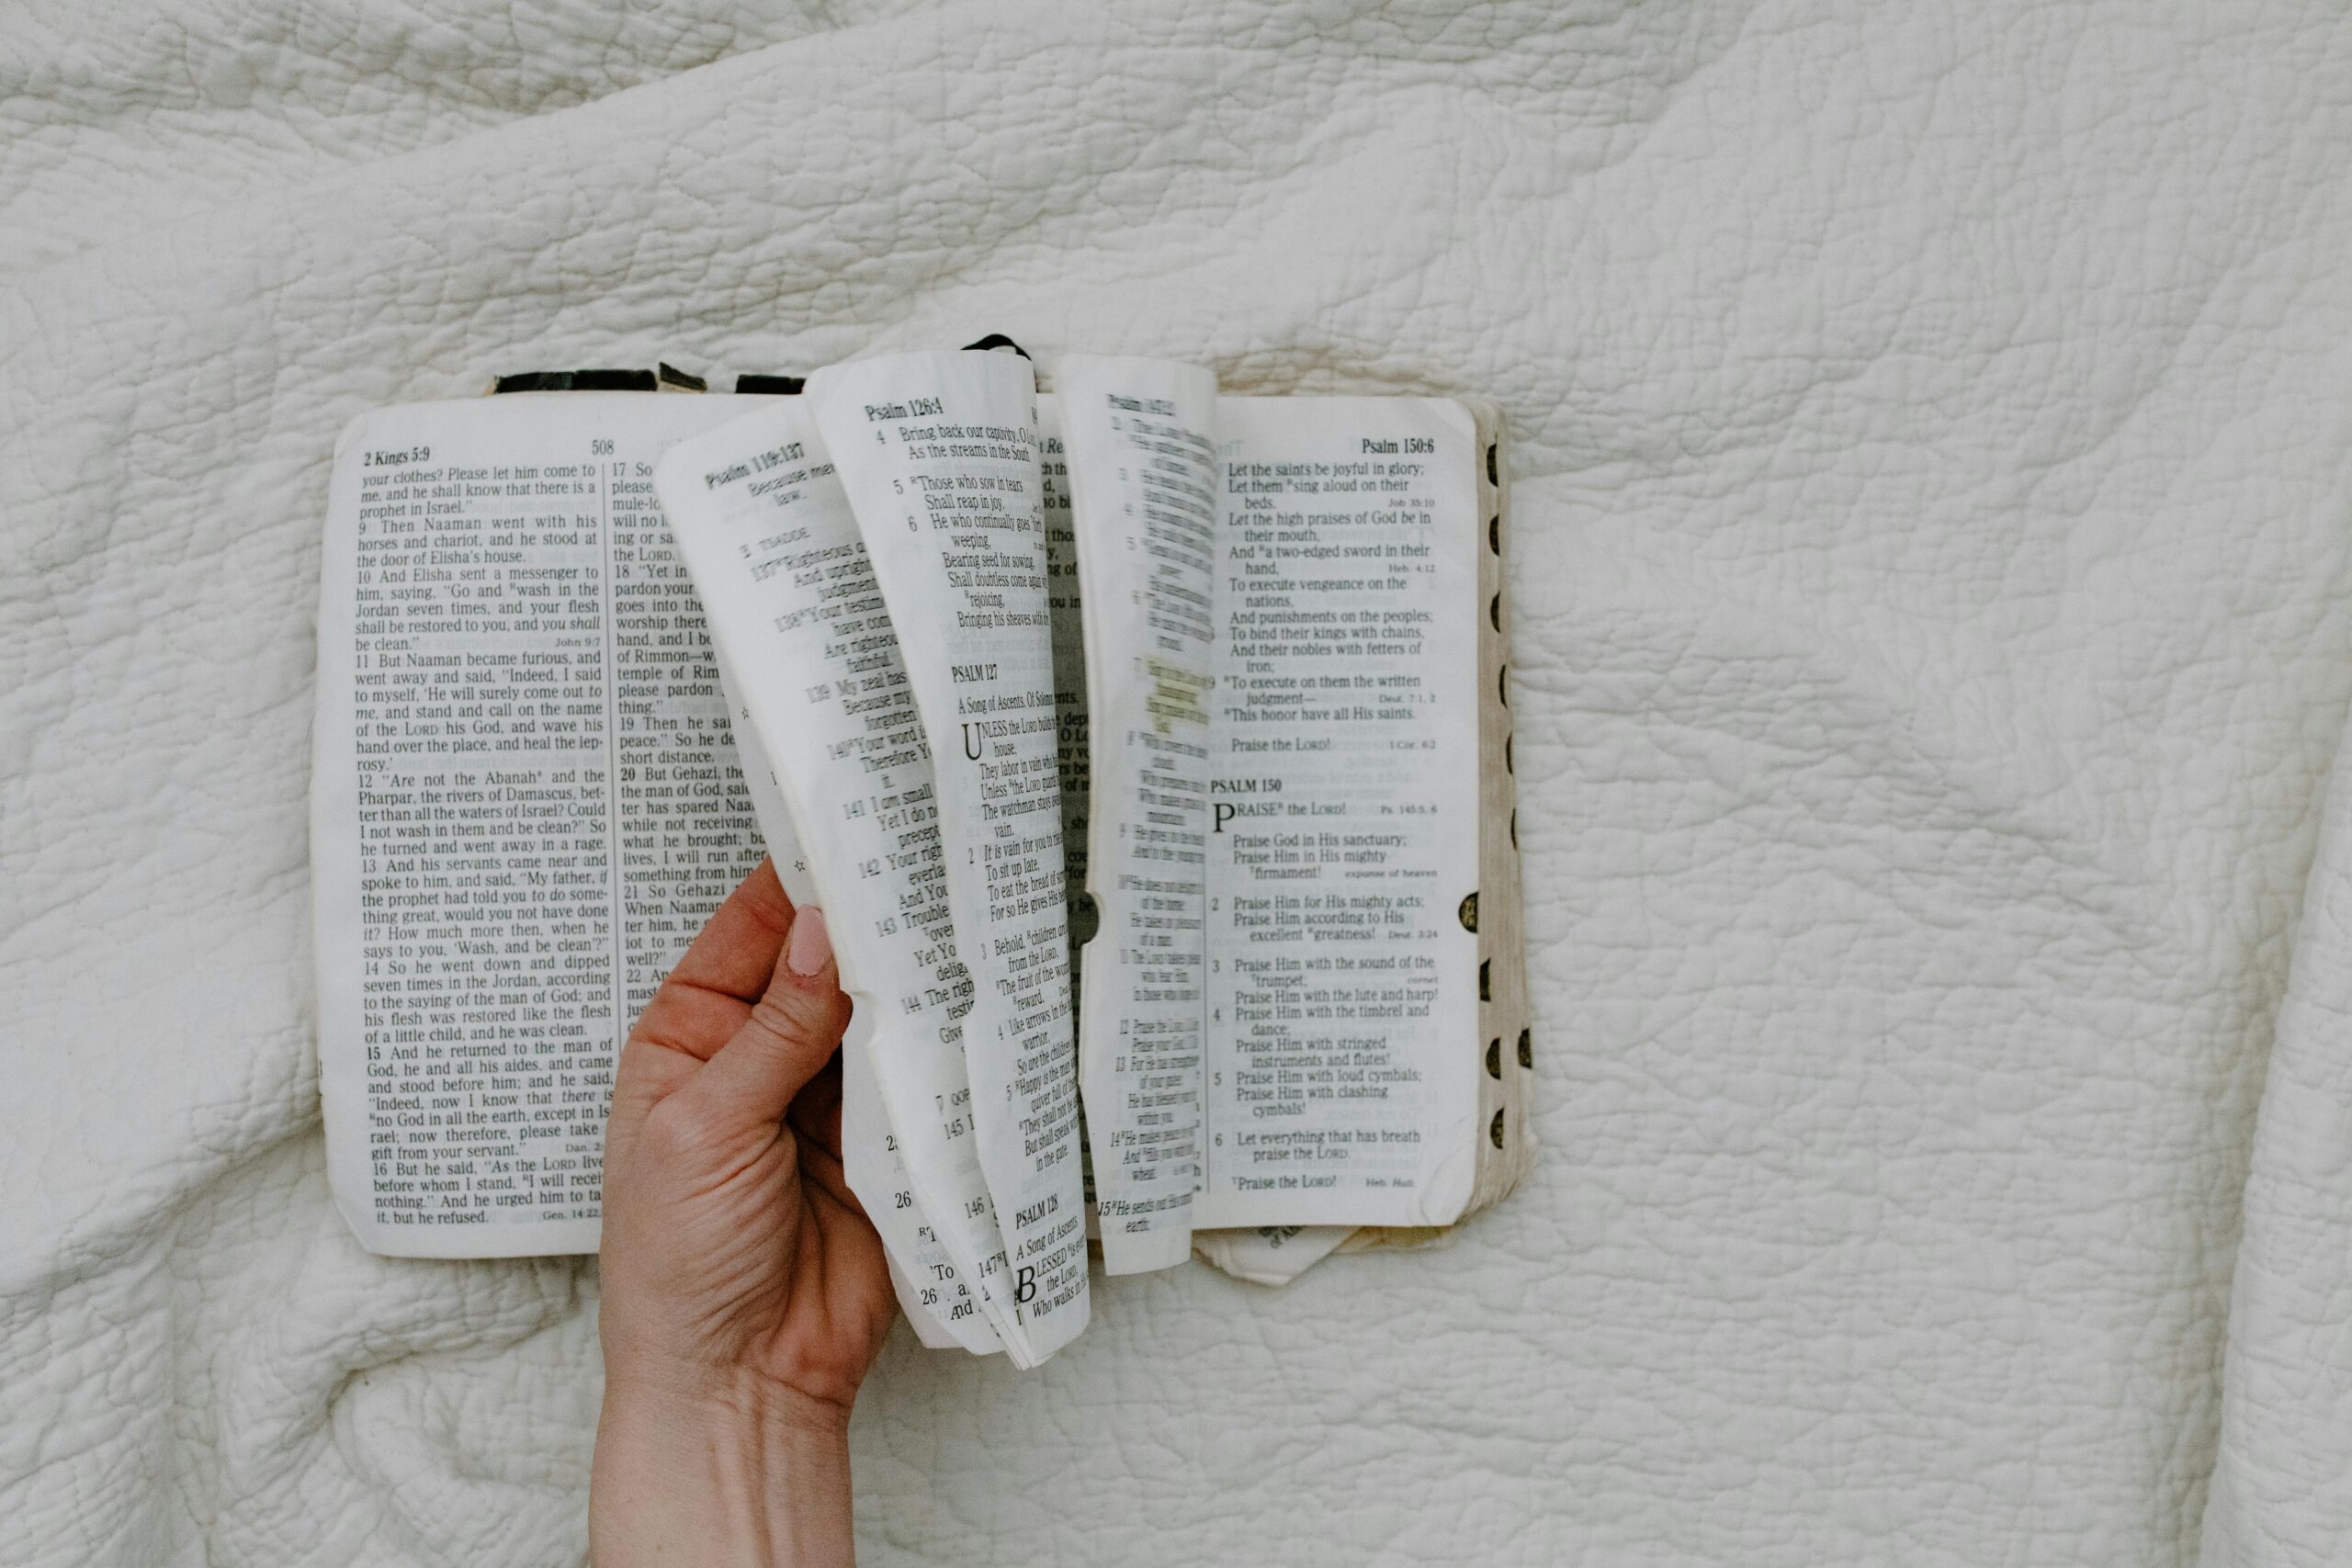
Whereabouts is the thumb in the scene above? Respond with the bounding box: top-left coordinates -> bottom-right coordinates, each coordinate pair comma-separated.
674,906 -> 853,1134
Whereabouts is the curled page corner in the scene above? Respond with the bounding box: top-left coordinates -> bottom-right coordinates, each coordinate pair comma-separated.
1191,1224 -> 1352,1287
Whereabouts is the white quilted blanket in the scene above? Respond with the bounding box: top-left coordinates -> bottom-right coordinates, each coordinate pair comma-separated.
8,2 -> 2352,1562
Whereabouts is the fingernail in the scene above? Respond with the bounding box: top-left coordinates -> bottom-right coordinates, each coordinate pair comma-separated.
786,906 -> 831,976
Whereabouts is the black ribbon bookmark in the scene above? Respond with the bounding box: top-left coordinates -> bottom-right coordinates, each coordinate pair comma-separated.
490,367 -> 658,393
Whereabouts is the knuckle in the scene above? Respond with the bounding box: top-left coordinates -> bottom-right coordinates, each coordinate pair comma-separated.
746,988 -> 829,1052
612,1036 -> 666,1083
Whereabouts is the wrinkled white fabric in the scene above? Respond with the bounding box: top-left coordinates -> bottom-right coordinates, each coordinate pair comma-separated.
2203,755 -> 2352,1568
6,1 -> 2352,1563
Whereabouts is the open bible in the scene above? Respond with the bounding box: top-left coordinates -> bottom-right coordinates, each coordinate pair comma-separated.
311,347 -> 1529,1365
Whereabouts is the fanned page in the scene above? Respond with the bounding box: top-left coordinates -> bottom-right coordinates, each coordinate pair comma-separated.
709,691 -> 986,1350
313,392 -> 798,1258
1055,357 -> 1217,1274
1036,404 -> 1094,1189
716,661 -> 983,1351
806,351 -> 1091,1362
851,1043 -> 995,1353
650,403 -> 1007,1357
1193,396 -> 1486,1230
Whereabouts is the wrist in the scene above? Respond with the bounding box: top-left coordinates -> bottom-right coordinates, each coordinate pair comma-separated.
605,1354 -> 854,1442
593,1363 -> 855,1567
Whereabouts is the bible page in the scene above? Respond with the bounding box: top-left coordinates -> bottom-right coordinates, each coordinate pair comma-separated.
1193,397 -> 1485,1230
652,402 -> 1010,1355
1036,401 -> 1110,1237
314,393 -> 783,1258
713,649 -> 811,897
710,723 -> 987,1350
1056,356 -> 1217,1274
807,349 -> 1090,1364
719,643 -> 1001,1345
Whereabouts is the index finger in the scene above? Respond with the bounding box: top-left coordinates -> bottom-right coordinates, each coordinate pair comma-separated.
628,861 -> 798,1062
660,858 -> 798,1002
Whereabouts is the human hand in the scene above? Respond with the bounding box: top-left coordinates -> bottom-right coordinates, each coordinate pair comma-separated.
590,860 -> 896,1567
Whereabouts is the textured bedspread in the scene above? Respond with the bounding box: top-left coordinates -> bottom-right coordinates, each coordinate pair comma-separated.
8,1 -> 2352,1562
